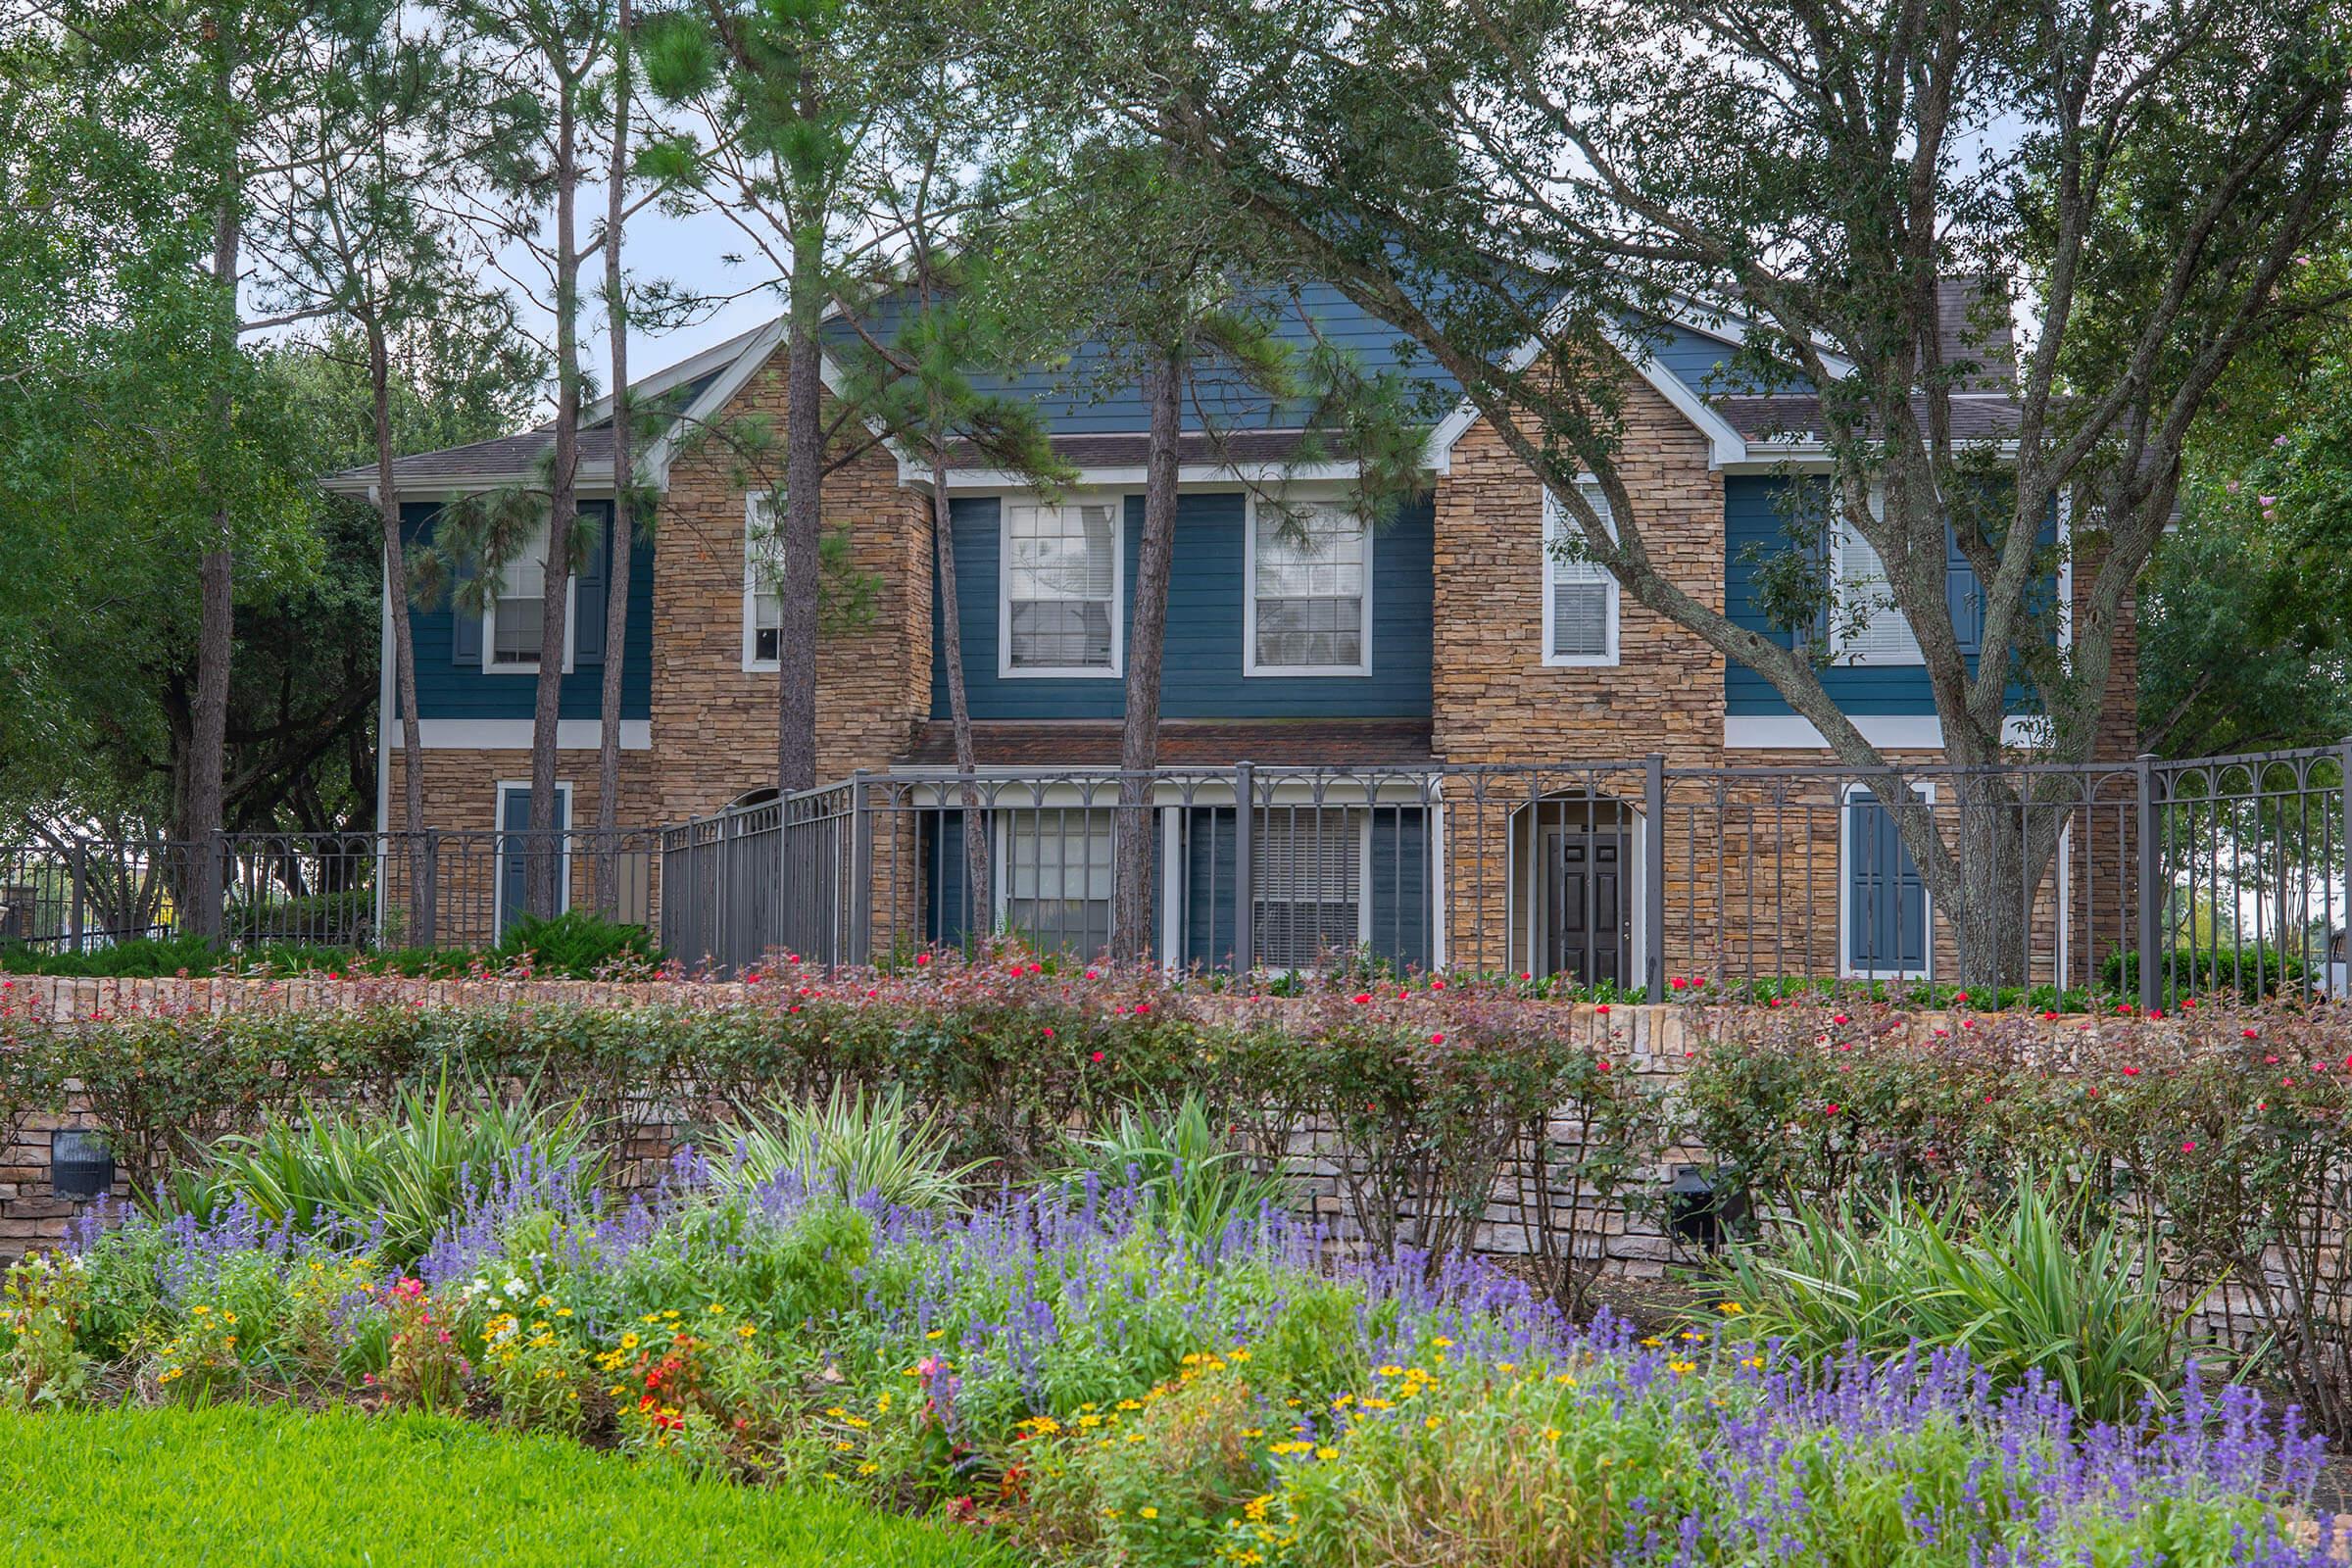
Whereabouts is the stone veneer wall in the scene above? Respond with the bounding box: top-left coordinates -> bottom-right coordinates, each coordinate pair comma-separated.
648,354 -> 934,825
382,748 -> 662,948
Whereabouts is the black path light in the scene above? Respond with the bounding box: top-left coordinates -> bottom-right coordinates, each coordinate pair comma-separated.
1665,1163 -> 1724,1251
50,1129 -> 115,1201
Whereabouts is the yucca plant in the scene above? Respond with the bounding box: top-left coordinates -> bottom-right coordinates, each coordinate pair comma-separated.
713,1086 -> 989,1211
1710,1176 -> 2221,1423
159,1075 -> 601,1263
1061,1095 -> 1294,1242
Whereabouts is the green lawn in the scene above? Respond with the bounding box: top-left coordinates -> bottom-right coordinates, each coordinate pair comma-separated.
1,1405 -> 1010,1567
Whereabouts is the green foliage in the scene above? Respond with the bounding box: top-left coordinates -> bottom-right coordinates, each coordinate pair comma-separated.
0,1405 -> 1009,1567
1059,1094 -> 1294,1242
157,1076 -> 603,1264
2101,945 -> 2312,1005
713,1085 -> 988,1211
491,909 -> 665,977
1709,1181 -> 2211,1424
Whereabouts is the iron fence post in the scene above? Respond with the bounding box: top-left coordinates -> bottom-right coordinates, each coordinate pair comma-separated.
418,829 -> 439,949
68,838 -> 87,954
1233,760 -> 1254,973
1644,754 -> 1666,1003
2340,737 -> 2352,994
2135,753 -> 2161,1013
849,770 -> 870,969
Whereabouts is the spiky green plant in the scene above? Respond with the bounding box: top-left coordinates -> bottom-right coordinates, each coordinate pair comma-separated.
158,1075 -> 600,1263
1708,1176 -> 2221,1422
712,1086 -> 989,1211
1061,1095 -> 1294,1242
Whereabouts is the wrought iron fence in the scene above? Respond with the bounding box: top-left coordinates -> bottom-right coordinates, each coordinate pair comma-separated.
0,828 -> 662,956
659,745 -> 2349,999
7,744 -> 2344,999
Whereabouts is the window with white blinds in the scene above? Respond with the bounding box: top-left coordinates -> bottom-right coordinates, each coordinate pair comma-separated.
1004,501 -> 1120,674
1250,502 -> 1370,674
485,521 -> 567,671
1251,808 -> 1362,968
1544,482 -> 1619,666
744,492 -> 783,670
1003,809 -> 1115,956
1833,495 -> 1925,665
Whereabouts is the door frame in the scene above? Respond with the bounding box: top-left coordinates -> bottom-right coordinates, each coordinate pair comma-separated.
1838,781 -> 1936,980
494,779 -> 573,940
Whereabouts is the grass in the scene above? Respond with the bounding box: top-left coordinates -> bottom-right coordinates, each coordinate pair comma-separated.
0,1404 -> 1010,1568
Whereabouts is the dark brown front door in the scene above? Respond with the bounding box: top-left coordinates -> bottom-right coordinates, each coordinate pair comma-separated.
1545,827 -> 1629,987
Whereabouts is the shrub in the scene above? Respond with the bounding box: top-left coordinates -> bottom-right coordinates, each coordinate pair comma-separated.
713,1086 -> 988,1211
1708,1178 -> 2215,1423
158,1075 -> 604,1264
2102,946 -> 2313,1004
226,889 -> 375,948
492,909 -> 664,977
1059,1095 -> 1294,1242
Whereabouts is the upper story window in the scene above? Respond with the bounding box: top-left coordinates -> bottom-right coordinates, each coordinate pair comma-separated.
1544,480 -> 1620,667
1003,499 -> 1121,677
483,520 -> 573,673
1248,499 -> 1371,676
744,491 -> 782,672
1833,488 -> 1925,665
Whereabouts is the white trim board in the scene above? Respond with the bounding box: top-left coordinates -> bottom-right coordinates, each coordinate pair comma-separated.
1723,714 -> 2047,751
416,719 -> 652,751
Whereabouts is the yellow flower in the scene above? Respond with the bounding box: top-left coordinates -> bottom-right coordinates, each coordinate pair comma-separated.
1432,1337 -> 1454,1349
619,1333 -> 639,1350
707,1302 -> 726,1315
1716,1300 -> 1746,1315
1423,1415 -> 1441,1430
926,1328 -> 945,1341
1377,1364 -> 1403,1377
1139,1507 -> 1159,1520
1314,1446 -> 1339,1460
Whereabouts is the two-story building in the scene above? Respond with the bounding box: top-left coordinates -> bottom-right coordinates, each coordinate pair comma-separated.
325,281 -> 2138,985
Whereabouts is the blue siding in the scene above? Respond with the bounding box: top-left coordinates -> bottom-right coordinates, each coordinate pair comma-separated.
933,490 -> 1435,721
830,282 -> 1459,433
399,501 -> 655,721
1724,476 -> 2053,717
1633,319 -> 1812,398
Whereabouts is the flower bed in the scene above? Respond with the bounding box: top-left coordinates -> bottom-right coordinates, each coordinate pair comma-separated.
5,1165 -> 2341,1567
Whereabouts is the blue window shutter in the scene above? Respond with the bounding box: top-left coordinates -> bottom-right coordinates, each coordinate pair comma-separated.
573,505 -> 609,665
498,785 -> 568,937
1945,524 -> 1983,659
450,554 -> 482,665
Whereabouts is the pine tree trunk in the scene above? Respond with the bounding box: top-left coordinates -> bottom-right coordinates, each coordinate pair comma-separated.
775,221 -> 825,796
528,72 -> 583,920
595,0 -> 634,916
187,18 -> 241,943
1112,350 -> 1184,963
368,319 -> 428,940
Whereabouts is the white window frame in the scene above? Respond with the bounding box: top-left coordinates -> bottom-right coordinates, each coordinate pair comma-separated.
743,491 -> 783,673
1542,480 -> 1621,668
998,495 -> 1125,679
1838,781 -> 1936,981
1249,806 -> 1373,970
1830,487 -> 1926,667
1244,493 -> 1375,678
493,779 -> 574,938
480,521 -> 578,675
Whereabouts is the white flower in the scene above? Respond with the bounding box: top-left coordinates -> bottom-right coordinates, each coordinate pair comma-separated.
505,1277 -> 526,1296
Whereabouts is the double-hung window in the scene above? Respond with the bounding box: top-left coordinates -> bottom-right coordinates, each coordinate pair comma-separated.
1252,808 -> 1362,968
484,521 -> 571,672
1544,481 -> 1620,666
744,491 -> 783,671
1004,500 -> 1120,675
1249,500 -> 1370,675
1832,490 -> 1925,665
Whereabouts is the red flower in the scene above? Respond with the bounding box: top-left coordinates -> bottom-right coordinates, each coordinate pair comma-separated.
1832,1014 -> 1849,1025
1595,1004 -> 1610,1014
1429,1031 -> 1446,1045
1954,991 -> 1969,1004
1597,1059 -> 1612,1072
2266,1054 -> 2280,1064
2041,1010 -> 2059,1021
916,952 -> 932,965
2122,1065 -> 2140,1076
2149,1007 -> 2165,1019
2182,997 -> 2198,1008
2116,1003 -> 2133,1014
1825,1102 -> 1840,1115
1352,993 -> 1373,1004
1090,1051 -> 1104,1064
1431,978 -> 1446,991
2181,1140 -> 2197,1153
1042,1027 -> 1054,1039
